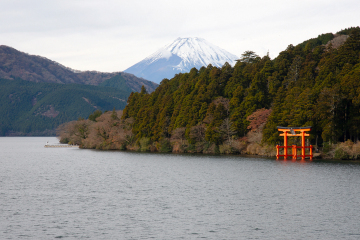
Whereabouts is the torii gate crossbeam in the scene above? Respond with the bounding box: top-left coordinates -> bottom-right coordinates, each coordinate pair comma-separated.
276,126 -> 313,160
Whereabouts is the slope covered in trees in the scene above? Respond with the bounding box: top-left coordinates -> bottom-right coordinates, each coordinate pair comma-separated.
59,27 -> 360,156
0,45 -> 159,136
0,78 -> 130,135
0,45 -> 158,92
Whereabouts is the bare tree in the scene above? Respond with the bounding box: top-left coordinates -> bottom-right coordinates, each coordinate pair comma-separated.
57,121 -> 78,143
285,56 -> 303,86
219,118 -> 237,144
171,127 -> 186,144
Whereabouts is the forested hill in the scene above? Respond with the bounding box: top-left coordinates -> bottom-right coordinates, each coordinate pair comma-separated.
122,27 -> 360,148
0,45 -> 158,136
0,78 -> 130,136
0,45 -> 158,93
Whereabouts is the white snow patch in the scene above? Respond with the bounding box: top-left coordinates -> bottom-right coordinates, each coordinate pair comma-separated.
143,47 -> 173,63
159,48 -> 172,60
150,37 -> 238,71
125,37 -> 239,83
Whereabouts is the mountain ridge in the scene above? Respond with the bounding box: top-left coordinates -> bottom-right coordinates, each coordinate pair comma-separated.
0,45 -> 158,136
0,45 -> 158,93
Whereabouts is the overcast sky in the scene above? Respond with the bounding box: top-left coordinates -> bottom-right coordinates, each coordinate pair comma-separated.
1,0 -> 358,72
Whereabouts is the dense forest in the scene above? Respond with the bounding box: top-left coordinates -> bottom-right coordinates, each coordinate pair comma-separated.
59,27 -> 360,158
0,78 -> 130,135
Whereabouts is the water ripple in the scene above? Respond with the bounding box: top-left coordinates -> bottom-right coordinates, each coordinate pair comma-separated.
1,137 -> 360,239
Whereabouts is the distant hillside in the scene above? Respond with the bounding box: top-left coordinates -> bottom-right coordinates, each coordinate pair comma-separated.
0,78 -> 131,136
124,37 -> 238,84
0,45 -> 158,92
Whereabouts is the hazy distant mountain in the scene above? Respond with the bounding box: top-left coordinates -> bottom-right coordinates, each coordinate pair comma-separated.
124,37 -> 238,84
0,45 -> 159,135
0,45 -> 158,93
0,78 -> 131,136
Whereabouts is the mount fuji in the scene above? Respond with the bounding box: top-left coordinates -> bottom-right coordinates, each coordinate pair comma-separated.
124,37 -> 238,84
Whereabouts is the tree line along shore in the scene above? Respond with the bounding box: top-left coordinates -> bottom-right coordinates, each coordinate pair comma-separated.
58,27 -> 360,160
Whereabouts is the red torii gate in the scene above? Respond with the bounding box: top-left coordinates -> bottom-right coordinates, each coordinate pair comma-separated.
276,126 -> 313,160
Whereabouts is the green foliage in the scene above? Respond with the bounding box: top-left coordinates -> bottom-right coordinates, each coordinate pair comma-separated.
298,33 -> 335,50
262,27 -> 360,146
111,108 -> 119,120
99,74 -> 132,93
322,142 -> 331,153
139,137 -> 151,152
159,138 -> 172,153
0,78 -> 130,135
120,27 -> 360,149
56,27 -> 360,156
239,51 -> 261,63
140,85 -> 148,94
334,148 -> 348,159
337,27 -> 360,35
88,110 -> 103,121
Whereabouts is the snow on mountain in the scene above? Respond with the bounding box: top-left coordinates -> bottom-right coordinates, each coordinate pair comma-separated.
124,37 -> 238,84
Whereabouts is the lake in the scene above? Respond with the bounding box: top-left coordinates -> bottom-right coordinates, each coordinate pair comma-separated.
1,137 -> 360,239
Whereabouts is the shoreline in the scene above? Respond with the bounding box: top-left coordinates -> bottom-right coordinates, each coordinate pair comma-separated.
74,144 -> 360,163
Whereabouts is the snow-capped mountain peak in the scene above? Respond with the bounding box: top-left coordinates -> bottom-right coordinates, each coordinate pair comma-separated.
124,37 -> 238,84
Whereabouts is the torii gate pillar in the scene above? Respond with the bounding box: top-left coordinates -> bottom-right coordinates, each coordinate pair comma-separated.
276,126 -> 313,160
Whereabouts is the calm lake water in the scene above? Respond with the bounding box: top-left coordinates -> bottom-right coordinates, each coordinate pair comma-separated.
1,137 -> 360,239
